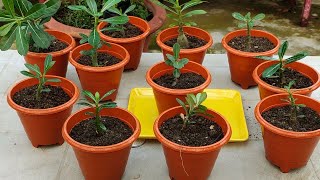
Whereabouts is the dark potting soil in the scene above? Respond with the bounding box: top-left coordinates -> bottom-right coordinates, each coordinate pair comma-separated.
164,35 -> 207,49
262,105 -> 320,132
29,39 -> 68,53
102,23 -> 143,38
77,52 -> 121,67
261,68 -> 313,89
153,72 -> 205,89
159,115 -> 224,146
69,116 -> 133,146
12,85 -> 70,109
227,36 -> 275,52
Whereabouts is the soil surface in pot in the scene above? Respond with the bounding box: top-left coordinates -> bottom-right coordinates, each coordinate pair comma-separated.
164,35 -> 207,49
29,39 -> 68,53
77,52 -> 121,67
160,115 -> 224,146
70,116 -> 133,146
261,68 -> 313,88
12,85 -> 70,109
262,105 -> 320,132
102,23 -> 143,38
227,36 -> 275,52
153,72 -> 205,89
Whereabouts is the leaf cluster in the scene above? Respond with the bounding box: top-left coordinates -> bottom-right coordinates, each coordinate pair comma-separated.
21,55 -> 61,100
232,12 -> 265,31
176,92 -> 211,129
79,90 -> 117,134
0,0 -> 61,55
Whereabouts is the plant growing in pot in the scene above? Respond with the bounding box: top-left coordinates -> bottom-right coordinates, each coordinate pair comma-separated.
97,2 -> 150,70
68,0 -> 130,101
62,90 -> 140,180
221,12 -> 280,89
146,43 -> 211,113
255,81 -> 320,173
7,55 -> 79,147
154,92 -> 231,180
154,0 -> 213,64
253,41 -> 320,99
0,0 -> 76,77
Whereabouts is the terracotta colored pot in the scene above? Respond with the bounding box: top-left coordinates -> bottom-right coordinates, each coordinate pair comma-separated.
7,76 -> 79,147
255,93 -> 320,173
69,43 -> 129,101
24,30 -> 76,77
98,16 -> 150,70
253,61 -> 320,100
41,0 -> 165,52
154,106 -> 232,180
146,61 -> 211,114
221,29 -> 280,89
62,107 -> 140,180
156,26 -> 213,64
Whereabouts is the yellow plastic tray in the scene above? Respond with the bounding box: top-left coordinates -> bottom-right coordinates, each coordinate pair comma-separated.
128,88 -> 249,142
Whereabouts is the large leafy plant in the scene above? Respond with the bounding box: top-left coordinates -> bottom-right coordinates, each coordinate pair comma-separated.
165,43 -> 189,86
256,41 -> 308,85
78,90 -> 117,134
232,12 -> 265,50
153,0 -> 206,49
0,0 -> 61,55
21,54 -> 61,101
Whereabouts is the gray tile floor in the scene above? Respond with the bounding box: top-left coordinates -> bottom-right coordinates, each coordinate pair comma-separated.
0,51 -> 319,180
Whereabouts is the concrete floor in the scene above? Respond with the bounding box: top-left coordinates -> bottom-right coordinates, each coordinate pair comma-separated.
0,51 -> 319,179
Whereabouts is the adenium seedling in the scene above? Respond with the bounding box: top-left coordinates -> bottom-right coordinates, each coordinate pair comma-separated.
78,89 -> 117,134
176,92 -> 212,129
281,81 -> 306,122
165,43 -> 189,86
153,0 -> 206,49
20,55 -> 61,101
232,12 -> 265,50
0,0 -> 61,55
256,41 -> 308,85
68,0 -> 122,67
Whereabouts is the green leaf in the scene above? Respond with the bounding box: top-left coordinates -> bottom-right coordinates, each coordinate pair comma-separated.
42,0 -> 61,18
44,54 -> 55,74
0,12 -> 14,22
27,21 -> 51,49
82,90 -> 97,103
248,21 -> 254,29
252,13 -> 265,21
41,88 -> 51,93
232,12 -> 245,21
278,41 -> 288,60
68,5 -> 92,16
187,94 -> 197,103
0,25 -> 17,50
20,70 -> 37,78
173,69 -> 180,78
79,101 -> 94,107
166,54 -> 176,62
104,15 -> 129,25
46,78 -> 61,83
97,121 -> 107,132
173,43 -> 180,59
237,22 -> 246,28
88,29 -> 100,48
165,59 -> 173,66
100,26 -> 123,32
86,0 -> 97,14
99,102 -> 117,109
151,0 -> 176,14
3,0 -> 15,17
173,61 -> 186,69
101,0 -> 122,13
183,10 -> 206,18
94,92 -> 100,103
101,89 -> 116,100
262,63 -> 281,78
197,92 -> 207,105
181,0 -> 205,12
0,21 -> 15,36
185,94 -> 195,107
255,56 -> 276,61
245,12 -> 251,20
107,7 -> 122,16
16,26 -> 29,56
39,16 -> 51,25
285,51 -> 308,64
180,58 -> 189,65
85,111 -> 95,116
176,98 -> 188,114
14,0 -> 31,16
124,5 -> 136,15
26,3 -> 47,20
25,63 -> 41,75
79,33 -> 89,44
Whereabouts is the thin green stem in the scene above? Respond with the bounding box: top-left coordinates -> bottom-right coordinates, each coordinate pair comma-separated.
246,22 -> 251,50
91,17 -> 99,67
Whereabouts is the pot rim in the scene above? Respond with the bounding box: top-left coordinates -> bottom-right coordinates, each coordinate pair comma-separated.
252,61 -> 320,94
221,29 -> 280,57
62,107 -> 141,153
7,75 -> 79,115
255,93 -> 320,138
145,61 -> 212,95
154,106 -> 232,153
156,26 -> 213,53
26,29 -> 76,58
68,43 -> 130,72
97,16 -> 151,43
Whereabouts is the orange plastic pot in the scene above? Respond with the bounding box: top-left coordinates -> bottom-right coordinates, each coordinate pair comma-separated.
154,106 -> 231,180
7,76 -> 79,147
255,93 -> 320,173
156,26 -> 213,64
98,16 -> 150,70
24,30 -> 76,77
69,43 -> 129,101
146,61 -> 211,114
253,61 -> 320,100
62,107 -> 140,180
221,29 -> 280,89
